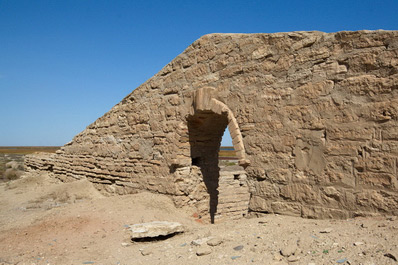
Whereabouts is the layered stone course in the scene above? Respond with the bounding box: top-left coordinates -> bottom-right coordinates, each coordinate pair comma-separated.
26,30 -> 398,221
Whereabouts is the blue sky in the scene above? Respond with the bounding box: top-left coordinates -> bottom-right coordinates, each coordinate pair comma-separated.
0,0 -> 397,146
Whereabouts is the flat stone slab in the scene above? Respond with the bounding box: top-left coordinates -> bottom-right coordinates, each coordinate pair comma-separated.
128,221 -> 184,239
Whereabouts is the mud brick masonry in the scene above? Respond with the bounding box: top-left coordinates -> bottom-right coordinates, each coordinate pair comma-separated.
26,30 -> 398,222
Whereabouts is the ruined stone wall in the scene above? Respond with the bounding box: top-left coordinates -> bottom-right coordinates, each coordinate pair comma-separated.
26,30 -> 398,221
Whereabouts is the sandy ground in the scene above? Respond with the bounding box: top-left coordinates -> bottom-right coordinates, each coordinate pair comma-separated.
1,173 -> 398,265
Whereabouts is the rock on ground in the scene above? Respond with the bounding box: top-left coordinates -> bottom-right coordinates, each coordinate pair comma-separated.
129,221 -> 184,239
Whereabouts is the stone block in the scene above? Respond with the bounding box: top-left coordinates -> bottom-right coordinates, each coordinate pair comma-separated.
365,155 -> 396,174
280,183 -> 321,205
383,131 -> 398,141
185,64 -> 208,80
325,141 -> 360,156
296,80 -> 335,99
219,65 -> 243,78
252,46 -> 273,60
293,139 -> 326,175
356,189 -> 398,213
327,125 -> 374,141
252,181 -> 280,199
129,221 -> 184,239
358,172 -> 398,189
301,205 -> 349,219
339,75 -> 393,95
271,201 -> 301,217
265,168 -> 291,184
249,195 -> 272,212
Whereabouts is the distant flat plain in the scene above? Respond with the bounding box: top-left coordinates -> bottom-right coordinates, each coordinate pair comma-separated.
0,147 -> 60,179
0,146 -> 60,155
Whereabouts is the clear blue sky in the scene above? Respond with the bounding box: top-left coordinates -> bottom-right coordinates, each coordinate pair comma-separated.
0,0 -> 397,146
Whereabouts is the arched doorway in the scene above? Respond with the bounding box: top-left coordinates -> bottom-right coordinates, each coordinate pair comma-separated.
186,87 -> 250,223
188,110 -> 228,223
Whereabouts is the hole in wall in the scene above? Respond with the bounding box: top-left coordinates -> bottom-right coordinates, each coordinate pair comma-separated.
221,127 -> 233,147
187,102 -> 250,223
219,128 -> 239,167
188,111 -> 228,224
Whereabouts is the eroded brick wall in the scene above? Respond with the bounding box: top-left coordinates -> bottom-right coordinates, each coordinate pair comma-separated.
26,30 -> 398,220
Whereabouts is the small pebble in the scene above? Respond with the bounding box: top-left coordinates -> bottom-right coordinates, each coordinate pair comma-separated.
207,237 -> 223,246
233,245 -> 244,251
196,246 -> 212,256
387,216 -> 397,221
320,228 -> 332,233
140,248 -> 153,256
287,255 -> 300,262
281,243 -> 297,257
191,237 -> 210,246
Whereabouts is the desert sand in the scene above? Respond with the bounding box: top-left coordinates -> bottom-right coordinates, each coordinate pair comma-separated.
1,172 -> 398,265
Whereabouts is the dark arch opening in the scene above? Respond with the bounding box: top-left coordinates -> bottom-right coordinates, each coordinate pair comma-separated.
187,110 -> 229,224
